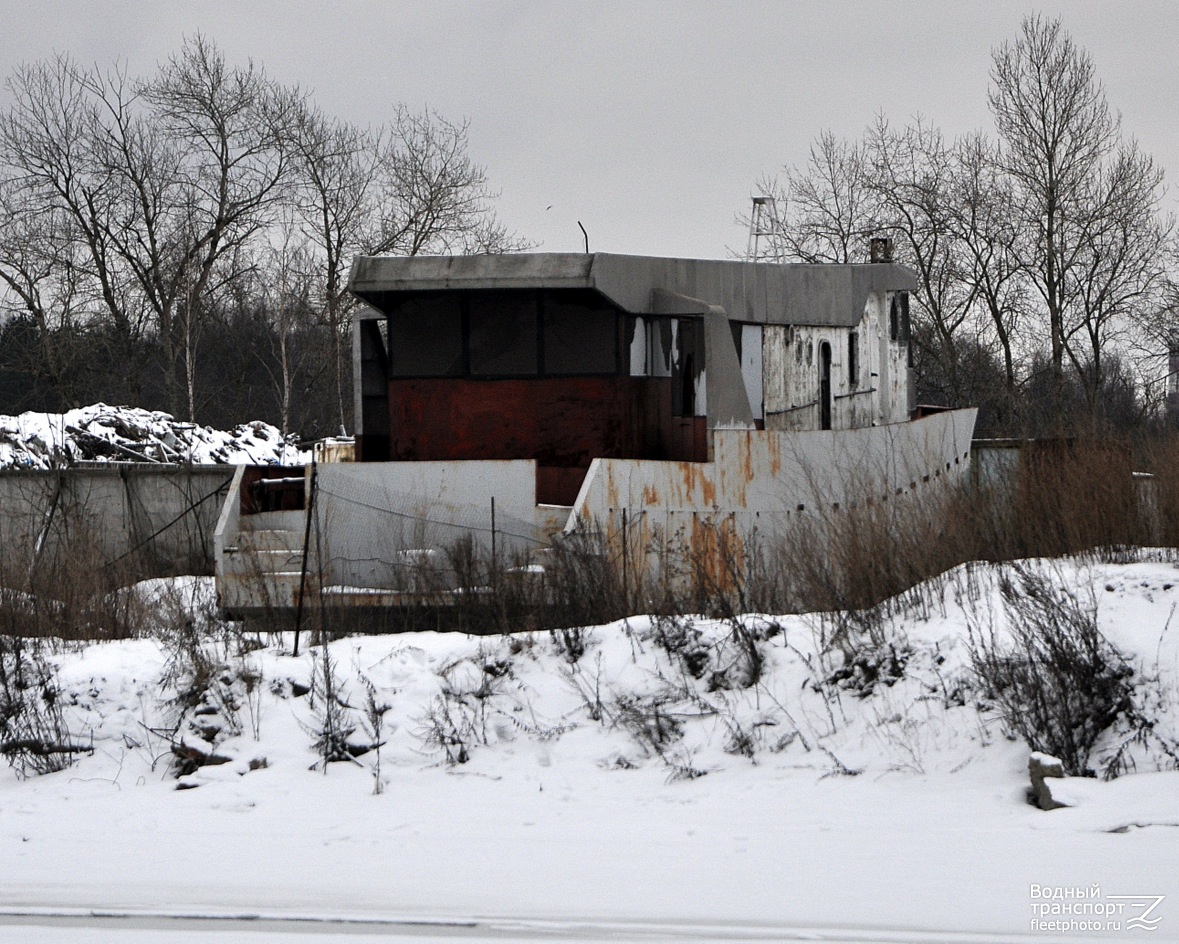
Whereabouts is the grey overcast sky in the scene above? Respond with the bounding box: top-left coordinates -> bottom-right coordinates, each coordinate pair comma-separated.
1,1 -> 1175,260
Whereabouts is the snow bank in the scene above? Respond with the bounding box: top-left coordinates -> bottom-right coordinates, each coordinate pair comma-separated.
1,559 -> 1178,937
0,404 -> 308,468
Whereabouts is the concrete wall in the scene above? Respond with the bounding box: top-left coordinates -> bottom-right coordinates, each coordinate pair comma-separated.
213,410 -> 978,611
313,460 -> 568,589
0,465 -> 234,582
301,411 -> 976,592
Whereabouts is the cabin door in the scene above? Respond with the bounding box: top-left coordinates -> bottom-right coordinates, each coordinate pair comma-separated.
819,341 -> 832,430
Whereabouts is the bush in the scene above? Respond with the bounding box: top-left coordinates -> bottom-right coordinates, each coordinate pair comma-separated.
152,582 -> 266,775
969,565 -> 1134,776
0,634 -> 88,777
304,645 -> 360,768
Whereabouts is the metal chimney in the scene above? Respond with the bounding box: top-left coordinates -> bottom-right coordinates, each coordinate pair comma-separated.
869,237 -> 894,263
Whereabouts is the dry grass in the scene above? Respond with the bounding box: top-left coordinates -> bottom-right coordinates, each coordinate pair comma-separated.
758,438 -> 1161,618
0,521 -> 150,640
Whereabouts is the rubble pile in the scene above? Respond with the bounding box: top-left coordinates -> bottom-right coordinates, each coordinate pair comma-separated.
0,404 -> 308,469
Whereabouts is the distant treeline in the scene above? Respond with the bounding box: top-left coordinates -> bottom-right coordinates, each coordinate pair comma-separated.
4,24 -> 1177,439
0,305 -> 341,436
0,36 -> 523,434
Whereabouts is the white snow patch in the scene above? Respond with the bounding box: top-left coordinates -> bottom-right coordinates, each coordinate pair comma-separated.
1,559 -> 1177,938
0,404 -> 308,467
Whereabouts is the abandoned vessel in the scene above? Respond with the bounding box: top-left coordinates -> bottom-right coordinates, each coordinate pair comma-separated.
214,252 -> 977,621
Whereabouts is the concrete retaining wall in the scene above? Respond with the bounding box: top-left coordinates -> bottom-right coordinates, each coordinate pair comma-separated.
314,460 -> 568,589
0,465 -> 235,582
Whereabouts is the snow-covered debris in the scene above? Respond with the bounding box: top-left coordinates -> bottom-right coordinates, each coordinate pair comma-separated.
0,404 -> 309,468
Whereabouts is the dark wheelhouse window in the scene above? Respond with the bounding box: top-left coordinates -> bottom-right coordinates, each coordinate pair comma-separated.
543,291 -> 618,375
384,288 -> 624,379
388,294 -> 463,377
469,290 -> 539,376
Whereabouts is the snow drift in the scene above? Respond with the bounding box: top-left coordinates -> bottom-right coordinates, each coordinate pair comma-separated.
2,557 -> 1178,939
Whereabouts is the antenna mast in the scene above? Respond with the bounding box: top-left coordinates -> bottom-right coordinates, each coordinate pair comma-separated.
747,195 -> 783,262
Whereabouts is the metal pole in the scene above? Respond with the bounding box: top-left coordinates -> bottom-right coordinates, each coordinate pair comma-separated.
621,507 -> 628,609
490,496 -> 497,589
293,459 -> 317,657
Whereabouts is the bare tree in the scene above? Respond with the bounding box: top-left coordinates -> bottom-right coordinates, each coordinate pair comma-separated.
372,106 -> 522,257
752,131 -> 877,265
758,120 -> 1000,411
133,35 -> 302,419
288,106 -> 375,432
291,102 -> 527,430
0,38 -> 302,421
0,54 -> 150,396
1064,142 -> 1172,418
745,16 -> 1175,434
2,41 -> 526,431
258,225 -> 317,436
946,131 -> 1025,414
988,14 -> 1122,427
865,116 -> 981,404
0,180 -> 90,406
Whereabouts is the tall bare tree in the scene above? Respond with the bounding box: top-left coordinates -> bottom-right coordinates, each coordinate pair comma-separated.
0,38 -> 302,420
287,106 -> 375,432
1063,142 -> 1172,415
989,14 -> 1121,425
0,180 -> 90,406
946,131 -> 1025,412
131,35 -> 302,419
290,102 -> 526,429
0,54 -> 149,396
747,15 -> 1175,434
256,224 -> 317,437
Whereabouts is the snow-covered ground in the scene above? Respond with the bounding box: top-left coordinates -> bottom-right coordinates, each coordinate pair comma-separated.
0,404 -> 307,467
2,558 -> 1178,942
